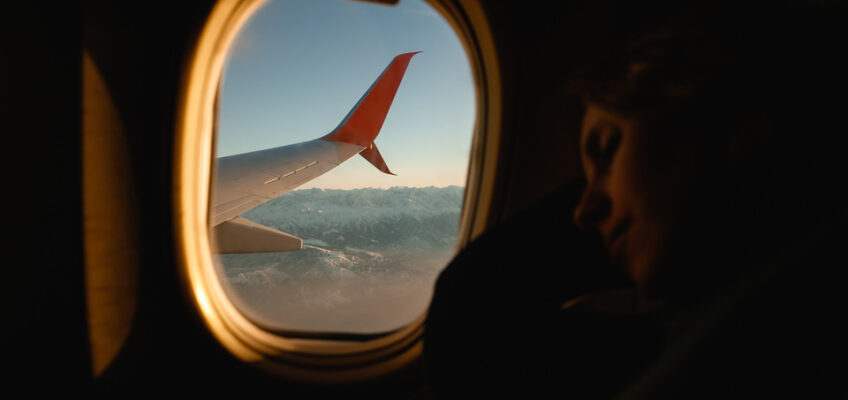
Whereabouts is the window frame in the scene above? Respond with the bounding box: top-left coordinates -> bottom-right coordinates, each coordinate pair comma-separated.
173,0 -> 501,381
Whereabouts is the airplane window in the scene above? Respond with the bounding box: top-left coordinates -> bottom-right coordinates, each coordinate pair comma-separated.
211,0 -> 475,334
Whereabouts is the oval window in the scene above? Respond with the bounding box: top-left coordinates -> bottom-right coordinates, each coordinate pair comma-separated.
211,0 -> 475,334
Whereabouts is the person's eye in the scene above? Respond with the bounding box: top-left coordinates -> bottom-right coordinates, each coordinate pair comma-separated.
598,130 -> 621,165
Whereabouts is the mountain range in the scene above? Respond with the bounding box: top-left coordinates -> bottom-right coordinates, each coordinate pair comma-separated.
215,186 -> 464,332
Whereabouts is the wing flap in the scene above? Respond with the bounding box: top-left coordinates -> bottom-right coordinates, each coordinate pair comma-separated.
212,216 -> 302,254
212,195 -> 265,226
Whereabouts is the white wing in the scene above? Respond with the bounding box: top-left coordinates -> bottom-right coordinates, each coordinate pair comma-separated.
210,52 -> 419,253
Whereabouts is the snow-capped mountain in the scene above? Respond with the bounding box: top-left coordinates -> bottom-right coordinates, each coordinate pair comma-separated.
215,186 -> 464,333
241,185 -> 463,250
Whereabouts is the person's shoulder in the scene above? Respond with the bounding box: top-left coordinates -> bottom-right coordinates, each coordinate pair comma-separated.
619,210 -> 848,399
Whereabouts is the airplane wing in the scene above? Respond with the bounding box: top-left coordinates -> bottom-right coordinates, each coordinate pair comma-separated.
211,51 -> 419,254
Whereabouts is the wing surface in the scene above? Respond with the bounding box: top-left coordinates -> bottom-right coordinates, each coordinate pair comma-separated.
210,52 -> 419,253
212,139 -> 363,226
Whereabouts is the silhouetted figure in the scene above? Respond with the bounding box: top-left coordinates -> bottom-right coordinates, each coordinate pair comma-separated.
425,1 -> 848,398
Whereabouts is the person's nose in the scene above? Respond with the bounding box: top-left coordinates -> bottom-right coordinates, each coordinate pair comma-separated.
573,180 -> 611,233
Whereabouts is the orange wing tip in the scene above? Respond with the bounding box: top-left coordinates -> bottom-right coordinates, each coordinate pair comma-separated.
322,52 -> 420,147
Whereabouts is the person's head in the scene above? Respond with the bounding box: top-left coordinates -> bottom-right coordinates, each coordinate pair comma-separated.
570,2 -> 848,304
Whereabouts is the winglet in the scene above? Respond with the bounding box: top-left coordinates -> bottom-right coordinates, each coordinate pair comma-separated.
322,52 -> 420,164
359,143 -> 395,175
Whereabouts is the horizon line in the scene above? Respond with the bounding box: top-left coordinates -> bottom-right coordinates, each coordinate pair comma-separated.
291,184 -> 464,191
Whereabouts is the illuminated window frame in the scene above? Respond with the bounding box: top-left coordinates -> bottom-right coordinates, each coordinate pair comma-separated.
174,0 -> 501,382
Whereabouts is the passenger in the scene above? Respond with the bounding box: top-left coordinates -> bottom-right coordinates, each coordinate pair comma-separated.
426,1 -> 848,398
572,20 -> 846,308
568,4 -> 848,397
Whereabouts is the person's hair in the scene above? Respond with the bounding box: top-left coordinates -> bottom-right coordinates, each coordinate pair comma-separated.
568,0 -> 848,211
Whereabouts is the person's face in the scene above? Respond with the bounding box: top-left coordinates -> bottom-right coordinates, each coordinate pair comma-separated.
574,103 -> 722,300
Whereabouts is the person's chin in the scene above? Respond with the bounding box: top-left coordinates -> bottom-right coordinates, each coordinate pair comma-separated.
626,251 -> 667,302
630,264 -> 655,299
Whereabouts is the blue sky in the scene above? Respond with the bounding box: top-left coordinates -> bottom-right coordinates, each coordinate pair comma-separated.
218,0 -> 476,189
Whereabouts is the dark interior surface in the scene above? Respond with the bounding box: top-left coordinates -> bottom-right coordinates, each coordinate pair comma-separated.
428,1 -> 848,398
